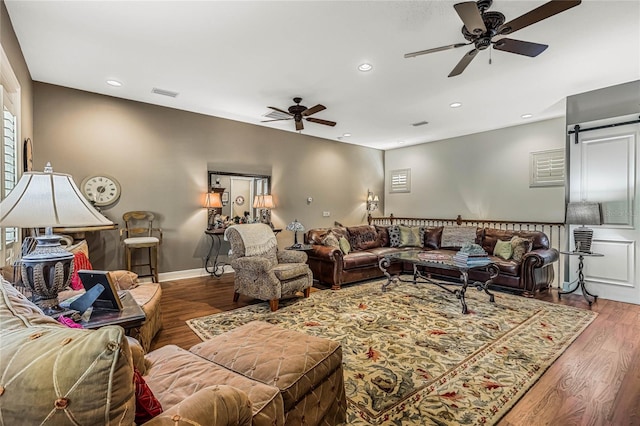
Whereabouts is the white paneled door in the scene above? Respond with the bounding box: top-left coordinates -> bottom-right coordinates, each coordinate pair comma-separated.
569,114 -> 640,304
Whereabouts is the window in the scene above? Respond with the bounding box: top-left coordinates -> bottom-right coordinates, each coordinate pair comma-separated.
1,46 -> 21,268
390,168 -> 411,193
529,149 -> 565,187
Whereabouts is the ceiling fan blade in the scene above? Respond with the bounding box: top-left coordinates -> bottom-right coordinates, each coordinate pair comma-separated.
261,118 -> 293,123
404,43 -> 469,58
448,48 -> 478,77
306,117 -> 337,127
454,2 -> 487,35
493,38 -> 548,57
267,106 -> 292,116
295,120 -> 303,131
499,0 -> 581,35
302,104 -> 326,116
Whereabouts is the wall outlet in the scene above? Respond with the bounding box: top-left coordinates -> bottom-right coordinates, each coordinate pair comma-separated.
323,211 -> 330,217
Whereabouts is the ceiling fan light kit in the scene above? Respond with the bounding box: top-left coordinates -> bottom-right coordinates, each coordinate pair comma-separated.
405,0 -> 582,77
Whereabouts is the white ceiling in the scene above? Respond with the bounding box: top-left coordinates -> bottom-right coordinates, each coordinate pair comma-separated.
5,1 -> 639,150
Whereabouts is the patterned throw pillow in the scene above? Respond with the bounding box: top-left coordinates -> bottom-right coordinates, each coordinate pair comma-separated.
108,270 -> 139,291
133,368 -> 163,424
388,225 -> 401,247
398,225 -> 422,247
493,239 -> 513,260
511,236 -> 533,262
441,226 -> 478,248
339,237 -> 351,255
322,233 -> 340,249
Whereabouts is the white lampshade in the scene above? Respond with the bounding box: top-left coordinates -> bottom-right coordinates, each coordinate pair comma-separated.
0,168 -> 113,228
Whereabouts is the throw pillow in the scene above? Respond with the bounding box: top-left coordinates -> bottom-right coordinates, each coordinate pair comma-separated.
441,226 -> 478,248
322,232 -> 340,249
70,252 -> 92,290
133,367 -> 163,424
108,270 -> 139,291
66,240 -> 89,257
338,236 -> 351,255
374,225 -> 390,247
493,239 -> 513,260
388,225 -> 401,248
398,225 -> 422,247
511,236 -> 533,262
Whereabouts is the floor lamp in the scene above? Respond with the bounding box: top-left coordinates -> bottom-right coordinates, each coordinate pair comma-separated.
0,163 -> 114,313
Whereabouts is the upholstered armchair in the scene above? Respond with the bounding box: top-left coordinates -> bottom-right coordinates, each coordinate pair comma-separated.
225,224 -> 313,311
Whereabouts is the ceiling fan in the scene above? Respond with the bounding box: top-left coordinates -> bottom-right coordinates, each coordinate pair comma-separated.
262,97 -> 337,131
404,0 -> 581,77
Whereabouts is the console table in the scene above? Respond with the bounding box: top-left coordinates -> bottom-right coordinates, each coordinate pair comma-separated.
205,228 -> 227,277
558,251 -> 604,306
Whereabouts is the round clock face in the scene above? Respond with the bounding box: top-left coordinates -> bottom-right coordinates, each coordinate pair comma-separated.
235,195 -> 245,206
81,175 -> 121,207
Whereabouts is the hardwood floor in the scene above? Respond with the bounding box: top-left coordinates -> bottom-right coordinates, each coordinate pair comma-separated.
150,276 -> 640,425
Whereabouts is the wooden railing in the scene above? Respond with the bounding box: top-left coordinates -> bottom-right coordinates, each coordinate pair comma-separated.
368,214 -> 567,288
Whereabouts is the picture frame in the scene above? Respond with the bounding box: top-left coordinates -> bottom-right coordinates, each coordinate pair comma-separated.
77,270 -> 123,311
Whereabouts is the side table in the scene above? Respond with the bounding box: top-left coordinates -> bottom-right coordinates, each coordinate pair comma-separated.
205,228 -> 227,277
558,250 -> 604,306
81,291 -> 146,336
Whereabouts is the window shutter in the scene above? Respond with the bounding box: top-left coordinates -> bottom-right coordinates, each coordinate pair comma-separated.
530,149 -> 565,187
390,169 -> 411,193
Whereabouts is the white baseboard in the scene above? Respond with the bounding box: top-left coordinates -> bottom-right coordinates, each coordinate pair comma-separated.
139,266 -> 234,283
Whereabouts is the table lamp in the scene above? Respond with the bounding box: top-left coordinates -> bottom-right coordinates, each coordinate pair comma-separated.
565,201 -> 602,253
286,219 -> 305,248
253,194 -> 275,227
0,163 -> 114,313
204,192 -> 223,229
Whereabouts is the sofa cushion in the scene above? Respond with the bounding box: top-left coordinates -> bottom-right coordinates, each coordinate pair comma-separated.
109,270 -> 139,290
493,239 -> 513,260
399,225 -> 423,248
347,225 -> 379,251
321,233 -> 340,249
374,225 -> 390,247
511,236 -> 533,262
338,237 -> 351,255
424,226 -> 443,249
145,344 -> 284,425
483,229 -> 549,253
388,225 -> 401,247
342,251 -> 379,269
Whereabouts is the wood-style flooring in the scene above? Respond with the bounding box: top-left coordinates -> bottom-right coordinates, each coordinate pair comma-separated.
150,275 -> 640,426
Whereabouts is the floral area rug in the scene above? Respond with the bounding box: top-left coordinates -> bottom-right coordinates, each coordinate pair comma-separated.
187,278 -> 597,425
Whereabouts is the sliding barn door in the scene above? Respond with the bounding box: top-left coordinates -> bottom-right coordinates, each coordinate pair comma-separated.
569,115 -> 640,304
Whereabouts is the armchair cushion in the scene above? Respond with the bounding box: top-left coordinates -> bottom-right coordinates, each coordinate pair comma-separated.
272,263 -> 310,281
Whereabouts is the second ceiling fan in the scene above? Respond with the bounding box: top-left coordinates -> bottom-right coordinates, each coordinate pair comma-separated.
262,97 -> 337,131
404,0 -> 581,77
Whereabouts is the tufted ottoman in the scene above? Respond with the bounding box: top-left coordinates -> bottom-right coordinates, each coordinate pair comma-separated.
190,320 -> 346,425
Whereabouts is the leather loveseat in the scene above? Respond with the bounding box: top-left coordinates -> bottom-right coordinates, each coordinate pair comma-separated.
305,224 -> 558,295
0,278 -> 346,425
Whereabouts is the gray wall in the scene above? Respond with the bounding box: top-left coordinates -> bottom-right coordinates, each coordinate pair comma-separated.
384,117 -> 566,223
567,80 -> 640,126
33,83 -> 384,274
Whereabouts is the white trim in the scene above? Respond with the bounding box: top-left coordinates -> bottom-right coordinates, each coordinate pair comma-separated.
144,265 -> 235,283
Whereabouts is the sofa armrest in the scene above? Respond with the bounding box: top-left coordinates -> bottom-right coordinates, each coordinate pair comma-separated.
520,248 -> 559,293
230,256 -> 272,273
307,245 -> 342,261
524,248 -> 559,266
127,336 -> 147,373
144,385 -> 252,426
277,250 -> 307,264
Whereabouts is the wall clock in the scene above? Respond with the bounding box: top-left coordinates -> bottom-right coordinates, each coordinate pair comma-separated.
81,174 -> 121,207
235,195 -> 245,206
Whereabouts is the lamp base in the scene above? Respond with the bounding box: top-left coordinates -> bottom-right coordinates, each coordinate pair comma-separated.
573,226 -> 594,253
21,234 -> 74,312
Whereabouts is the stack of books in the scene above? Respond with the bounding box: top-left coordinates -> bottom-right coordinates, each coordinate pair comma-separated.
453,250 -> 490,267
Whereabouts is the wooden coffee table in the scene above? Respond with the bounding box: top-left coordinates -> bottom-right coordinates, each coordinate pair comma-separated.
379,250 -> 499,314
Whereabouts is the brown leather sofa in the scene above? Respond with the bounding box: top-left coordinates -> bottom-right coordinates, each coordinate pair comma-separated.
305,224 -> 558,295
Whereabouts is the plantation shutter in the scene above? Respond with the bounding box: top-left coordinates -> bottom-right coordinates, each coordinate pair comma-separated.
530,149 -> 565,187
390,169 -> 411,193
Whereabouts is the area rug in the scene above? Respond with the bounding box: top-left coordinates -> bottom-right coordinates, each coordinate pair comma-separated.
187,278 -> 597,425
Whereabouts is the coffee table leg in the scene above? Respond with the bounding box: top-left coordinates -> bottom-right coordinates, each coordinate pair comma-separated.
379,257 -> 394,292
455,270 -> 469,314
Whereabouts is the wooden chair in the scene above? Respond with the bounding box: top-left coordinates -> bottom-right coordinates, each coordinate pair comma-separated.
121,211 -> 162,283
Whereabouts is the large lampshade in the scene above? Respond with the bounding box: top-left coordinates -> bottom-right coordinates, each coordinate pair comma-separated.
565,201 -> 602,253
0,164 -> 113,312
253,195 -> 275,227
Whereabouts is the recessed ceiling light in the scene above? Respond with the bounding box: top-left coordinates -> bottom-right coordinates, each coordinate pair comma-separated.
397,141 -> 405,145
449,102 -> 462,108
358,63 -> 373,72
342,133 -> 352,137
521,113 -> 533,119
106,79 -> 122,87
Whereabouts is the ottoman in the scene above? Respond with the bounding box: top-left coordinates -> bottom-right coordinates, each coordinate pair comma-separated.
190,321 -> 346,425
